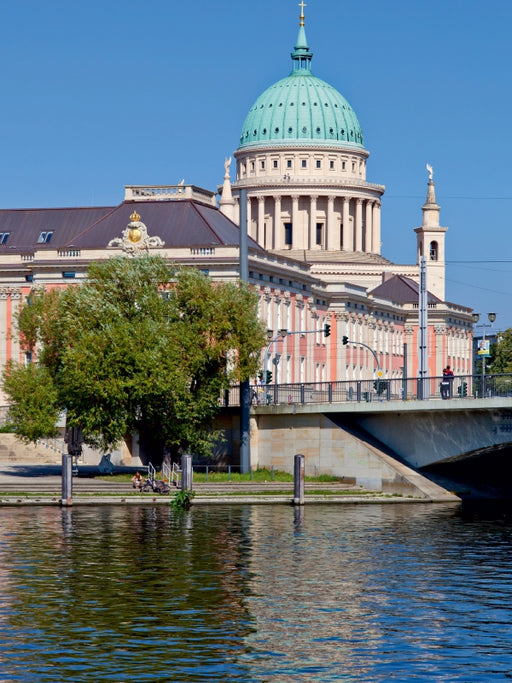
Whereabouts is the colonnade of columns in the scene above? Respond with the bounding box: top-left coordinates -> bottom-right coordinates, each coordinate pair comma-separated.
246,193 -> 381,254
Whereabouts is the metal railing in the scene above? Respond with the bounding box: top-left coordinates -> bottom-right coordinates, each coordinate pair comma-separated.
220,373 -> 512,407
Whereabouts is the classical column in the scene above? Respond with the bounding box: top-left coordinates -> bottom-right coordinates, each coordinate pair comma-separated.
273,195 -> 282,249
365,200 -> 373,253
326,195 -> 334,250
343,197 -> 352,251
372,202 -> 381,253
257,196 -> 265,248
309,195 -> 318,249
292,195 -> 300,249
355,199 -> 363,252
246,197 -> 254,240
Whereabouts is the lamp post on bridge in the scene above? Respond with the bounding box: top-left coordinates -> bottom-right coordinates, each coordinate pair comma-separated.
472,312 -> 496,397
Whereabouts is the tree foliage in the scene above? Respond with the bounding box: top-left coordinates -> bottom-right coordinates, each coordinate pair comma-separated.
488,329 -> 512,374
3,256 -> 265,461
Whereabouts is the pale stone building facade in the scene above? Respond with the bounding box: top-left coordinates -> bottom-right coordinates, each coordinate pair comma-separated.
219,8 -> 471,383
0,8 -> 473,409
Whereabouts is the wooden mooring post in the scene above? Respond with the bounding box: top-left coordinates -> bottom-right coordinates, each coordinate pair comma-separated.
61,453 -> 73,507
181,454 -> 193,491
293,453 -> 305,505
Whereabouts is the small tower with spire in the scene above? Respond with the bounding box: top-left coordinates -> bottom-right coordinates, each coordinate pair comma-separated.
414,165 -> 448,300
219,157 -> 236,221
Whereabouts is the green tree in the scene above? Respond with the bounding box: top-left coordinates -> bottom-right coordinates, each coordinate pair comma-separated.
488,329 -> 512,374
2,256 -> 265,463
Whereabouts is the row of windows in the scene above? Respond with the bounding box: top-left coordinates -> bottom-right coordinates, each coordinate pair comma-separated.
25,271 -> 75,282
243,126 -> 361,142
247,157 -> 363,173
0,230 -> 55,247
282,223 -> 333,247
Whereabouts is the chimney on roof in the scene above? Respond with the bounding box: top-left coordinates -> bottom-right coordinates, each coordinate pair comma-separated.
382,271 -> 394,284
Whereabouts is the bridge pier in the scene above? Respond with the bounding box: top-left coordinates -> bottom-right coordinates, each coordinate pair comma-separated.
248,411 -> 456,501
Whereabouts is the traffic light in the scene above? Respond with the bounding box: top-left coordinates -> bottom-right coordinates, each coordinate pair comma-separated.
323,323 -> 331,338
457,381 -> 468,397
373,380 -> 386,395
266,370 -> 272,384
342,335 -> 349,345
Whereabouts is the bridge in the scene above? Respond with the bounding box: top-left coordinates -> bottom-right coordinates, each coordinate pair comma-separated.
223,373 -> 512,499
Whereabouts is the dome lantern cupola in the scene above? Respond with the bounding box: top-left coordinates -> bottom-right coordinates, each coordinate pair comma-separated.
291,1 -> 313,74
237,5 -> 364,150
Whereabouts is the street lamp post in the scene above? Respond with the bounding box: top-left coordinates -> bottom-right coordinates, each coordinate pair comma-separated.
472,312 -> 496,397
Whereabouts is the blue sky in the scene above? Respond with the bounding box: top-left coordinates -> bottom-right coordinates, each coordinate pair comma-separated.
2,0 -> 512,330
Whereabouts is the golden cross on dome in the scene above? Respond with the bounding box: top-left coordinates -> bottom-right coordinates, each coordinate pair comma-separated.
298,0 -> 307,26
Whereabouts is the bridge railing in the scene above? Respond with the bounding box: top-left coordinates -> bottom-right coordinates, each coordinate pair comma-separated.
220,373 -> 512,407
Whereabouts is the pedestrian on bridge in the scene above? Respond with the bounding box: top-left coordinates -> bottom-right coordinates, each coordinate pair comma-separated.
441,366 -> 454,399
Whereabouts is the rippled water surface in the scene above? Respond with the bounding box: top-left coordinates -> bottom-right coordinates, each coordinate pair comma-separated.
0,503 -> 512,681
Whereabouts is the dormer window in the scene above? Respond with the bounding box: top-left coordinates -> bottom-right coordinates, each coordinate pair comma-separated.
37,231 -> 53,244
0,232 -> 10,244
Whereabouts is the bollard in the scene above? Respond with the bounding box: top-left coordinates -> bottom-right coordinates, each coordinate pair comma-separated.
293,453 -> 305,505
181,454 -> 193,492
61,453 -> 73,507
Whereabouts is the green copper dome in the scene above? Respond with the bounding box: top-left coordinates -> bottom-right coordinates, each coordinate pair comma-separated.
239,22 -> 364,150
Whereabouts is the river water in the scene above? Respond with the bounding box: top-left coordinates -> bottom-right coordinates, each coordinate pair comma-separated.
0,502 -> 511,682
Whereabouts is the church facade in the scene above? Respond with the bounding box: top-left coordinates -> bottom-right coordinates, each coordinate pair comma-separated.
0,9 -> 473,407
219,7 -> 473,385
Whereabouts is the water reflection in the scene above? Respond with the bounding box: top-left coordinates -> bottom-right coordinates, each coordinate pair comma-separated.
0,503 -> 511,681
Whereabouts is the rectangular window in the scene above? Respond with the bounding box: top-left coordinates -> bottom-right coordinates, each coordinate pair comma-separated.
287,159 -> 292,169
330,160 -> 334,169
260,160 -> 265,169
342,161 -> 346,170
284,222 -> 293,246
0,233 -> 9,244
62,271 -> 76,279
273,160 -> 278,169
301,159 -> 307,169
316,160 -> 321,169
316,223 -> 323,246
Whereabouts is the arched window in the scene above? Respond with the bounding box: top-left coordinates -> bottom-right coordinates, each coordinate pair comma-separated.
429,241 -> 438,261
